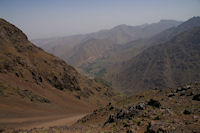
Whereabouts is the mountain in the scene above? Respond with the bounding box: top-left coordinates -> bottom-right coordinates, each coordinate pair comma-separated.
32,20 -> 181,66
81,17 -> 200,93
0,18 -> 120,128
66,38 -> 118,67
152,16 -> 200,44
112,25 -> 200,92
33,34 -> 88,57
89,20 -> 182,44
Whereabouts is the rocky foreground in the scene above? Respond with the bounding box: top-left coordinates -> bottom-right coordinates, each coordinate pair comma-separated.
2,82 -> 199,133
73,82 -> 200,133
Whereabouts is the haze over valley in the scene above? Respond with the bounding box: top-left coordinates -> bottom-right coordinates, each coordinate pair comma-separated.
0,0 -> 200,132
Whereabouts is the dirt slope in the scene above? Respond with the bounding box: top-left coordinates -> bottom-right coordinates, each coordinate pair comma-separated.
0,18 -> 121,130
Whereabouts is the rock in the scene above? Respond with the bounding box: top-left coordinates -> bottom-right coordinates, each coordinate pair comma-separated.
145,122 -> 166,133
115,108 -> 138,120
185,85 -> 191,90
109,106 -> 114,110
104,114 -> 115,125
15,73 -> 19,77
128,106 -> 134,112
116,109 -> 125,119
180,93 -> 185,96
167,93 -> 175,97
75,95 -> 80,99
95,87 -> 102,92
139,95 -> 144,98
123,122 -> 129,127
183,109 -> 191,115
192,94 -> 200,101
153,116 -> 160,120
176,85 -> 191,93
39,76 -> 43,82
147,99 -> 161,108
136,102 -> 146,110
176,87 -> 182,92
107,102 -> 112,106
126,129 -> 134,133
186,92 -> 193,96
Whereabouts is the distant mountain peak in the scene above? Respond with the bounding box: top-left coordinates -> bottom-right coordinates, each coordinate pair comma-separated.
183,16 -> 200,24
159,19 -> 180,22
112,24 -> 130,30
190,16 -> 200,19
172,16 -> 200,33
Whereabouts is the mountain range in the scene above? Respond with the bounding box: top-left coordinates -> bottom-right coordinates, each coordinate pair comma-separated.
0,16 -> 200,132
115,25 -> 200,91
33,17 -> 200,93
32,20 -> 181,67
85,17 -> 200,92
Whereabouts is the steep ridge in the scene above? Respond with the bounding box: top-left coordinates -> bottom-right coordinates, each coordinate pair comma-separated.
152,16 -> 200,44
0,18 -> 120,128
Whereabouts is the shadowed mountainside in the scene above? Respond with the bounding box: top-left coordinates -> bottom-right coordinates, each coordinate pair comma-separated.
113,25 -> 200,91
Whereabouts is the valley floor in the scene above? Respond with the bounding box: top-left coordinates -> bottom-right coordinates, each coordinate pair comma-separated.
0,113 -> 86,129
0,113 -> 87,133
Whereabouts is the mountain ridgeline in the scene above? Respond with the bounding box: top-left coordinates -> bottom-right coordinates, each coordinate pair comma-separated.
33,20 -> 181,67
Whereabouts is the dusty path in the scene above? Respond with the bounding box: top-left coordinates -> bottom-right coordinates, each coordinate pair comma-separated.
0,113 -> 87,129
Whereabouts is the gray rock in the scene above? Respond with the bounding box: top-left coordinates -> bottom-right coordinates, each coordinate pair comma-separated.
136,102 -> 146,110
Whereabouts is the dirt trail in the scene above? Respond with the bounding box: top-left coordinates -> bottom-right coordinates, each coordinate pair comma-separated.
0,113 -> 86,129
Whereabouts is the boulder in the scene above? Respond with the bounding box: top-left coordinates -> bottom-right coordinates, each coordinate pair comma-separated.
145,121 -> 167,133
136,102 -> 146,110
147,99 -> 161,108
104,114 -> 115,125
167,93 -> 175,97
183,109 -> 191,115
192,94 -> 200,101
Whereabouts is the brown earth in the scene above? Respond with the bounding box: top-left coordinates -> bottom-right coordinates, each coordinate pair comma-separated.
0,18 -> 122,131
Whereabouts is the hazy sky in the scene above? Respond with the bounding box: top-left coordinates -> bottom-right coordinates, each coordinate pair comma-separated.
0,0 -> 200,39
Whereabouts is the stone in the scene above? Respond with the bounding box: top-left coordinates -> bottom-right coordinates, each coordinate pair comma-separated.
183,110 -> 191,115
136,102 -> 146,110
147,99 -> 161,108
109,106 -> 114,110
192,94 -> 200,101
104,114 -> 115,125
168,93 -> 175,97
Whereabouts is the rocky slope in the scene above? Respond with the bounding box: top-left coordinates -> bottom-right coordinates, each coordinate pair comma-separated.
72,82 -> 200,133
8,82 -> 200,133
0,18 -> 121,130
